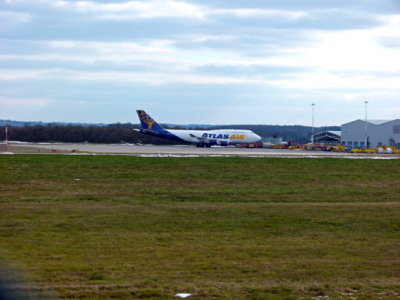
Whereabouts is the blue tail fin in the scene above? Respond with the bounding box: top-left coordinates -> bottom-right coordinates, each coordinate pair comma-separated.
136,110 -> 165,131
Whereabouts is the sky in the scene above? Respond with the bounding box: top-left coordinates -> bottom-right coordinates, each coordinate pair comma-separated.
1,0 -> 400,125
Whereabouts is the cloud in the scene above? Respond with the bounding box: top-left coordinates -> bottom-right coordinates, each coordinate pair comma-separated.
0,10 -> 31,22
1,1 -> 399,124
0,69 -> 48,80
211,8 -> 307,20
268,72 -> 400,90
0,68 -> 268,85
3,0 -> 308,22
1,9 -> 399,84
71,0 -> 206,20
1,39 -> 234,71
4,0 -> 207,20
298,15 -> 400,72
48,39 -> 174,55
1,10 -> 400,89
2,67 -> 400,92
0,97 -> 52,107
375,14 -> 400,48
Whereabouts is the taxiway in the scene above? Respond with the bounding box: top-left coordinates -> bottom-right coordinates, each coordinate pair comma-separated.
7,143 -> 400,159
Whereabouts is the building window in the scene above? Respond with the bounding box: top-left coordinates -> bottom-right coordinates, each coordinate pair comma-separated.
354,142 -> 359,148
378,142 -> 382,146
341,141 -> 345,145
348,142 -> 352,148
360,141 -> 365,148
398,143 -> 400,149
393,125 -> 400,134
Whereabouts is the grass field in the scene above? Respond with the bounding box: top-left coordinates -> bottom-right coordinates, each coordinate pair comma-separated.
0,155 -> 399,299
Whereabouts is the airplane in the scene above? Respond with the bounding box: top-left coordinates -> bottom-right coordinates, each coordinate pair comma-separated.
135,110 -> 261,147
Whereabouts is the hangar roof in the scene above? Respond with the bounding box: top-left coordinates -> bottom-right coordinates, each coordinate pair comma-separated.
314,131 -> 341,143
341,119 -> 395,126
367,120 -> 391,125
327,131 -> 341,136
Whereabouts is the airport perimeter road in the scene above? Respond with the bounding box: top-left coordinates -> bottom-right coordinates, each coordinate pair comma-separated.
10,143 -> 400,158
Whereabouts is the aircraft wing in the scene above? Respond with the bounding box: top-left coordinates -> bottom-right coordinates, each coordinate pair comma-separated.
189,133 -> 209,142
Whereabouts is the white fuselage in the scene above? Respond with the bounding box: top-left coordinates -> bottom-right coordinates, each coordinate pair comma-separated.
168,129 -> 261,145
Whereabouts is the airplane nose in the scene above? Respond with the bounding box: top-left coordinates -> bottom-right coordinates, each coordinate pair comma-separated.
253,134 -> 262,142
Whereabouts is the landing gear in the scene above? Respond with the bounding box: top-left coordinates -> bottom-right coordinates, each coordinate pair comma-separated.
195,143 -> 212,148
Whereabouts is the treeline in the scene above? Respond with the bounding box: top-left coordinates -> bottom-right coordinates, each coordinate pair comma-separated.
0,123 -> 340,144
0,124 -> 175,144
210,124 -> 340,143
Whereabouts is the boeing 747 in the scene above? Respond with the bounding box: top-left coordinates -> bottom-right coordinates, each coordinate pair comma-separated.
136,110 -> 261,147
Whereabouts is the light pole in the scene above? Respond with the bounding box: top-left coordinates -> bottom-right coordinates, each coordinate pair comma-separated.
5,124 -> 8,151
311,103 -> 315,144
364,101 -> 368,149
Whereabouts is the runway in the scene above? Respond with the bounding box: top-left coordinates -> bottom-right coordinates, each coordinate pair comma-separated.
7,143 -> 400,159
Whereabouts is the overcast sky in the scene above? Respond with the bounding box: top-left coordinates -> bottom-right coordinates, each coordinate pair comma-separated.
1,0 -> 399,125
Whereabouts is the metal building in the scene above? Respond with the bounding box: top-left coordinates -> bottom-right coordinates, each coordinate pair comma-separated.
313,131 -> 341,145
341,119 -> 400,149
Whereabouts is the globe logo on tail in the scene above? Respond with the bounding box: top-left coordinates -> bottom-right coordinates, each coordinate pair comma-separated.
139,111 -> 156,130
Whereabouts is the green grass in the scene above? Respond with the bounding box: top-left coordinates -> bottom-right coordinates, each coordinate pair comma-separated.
0,155 -> 399,299
1,156 -> 399,203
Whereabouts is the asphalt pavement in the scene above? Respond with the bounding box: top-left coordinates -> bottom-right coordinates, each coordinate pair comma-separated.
9,143 -> 400,159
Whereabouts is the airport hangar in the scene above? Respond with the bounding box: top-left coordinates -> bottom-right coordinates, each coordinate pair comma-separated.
313,119 -> 400,149
341,119 -> 400,149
